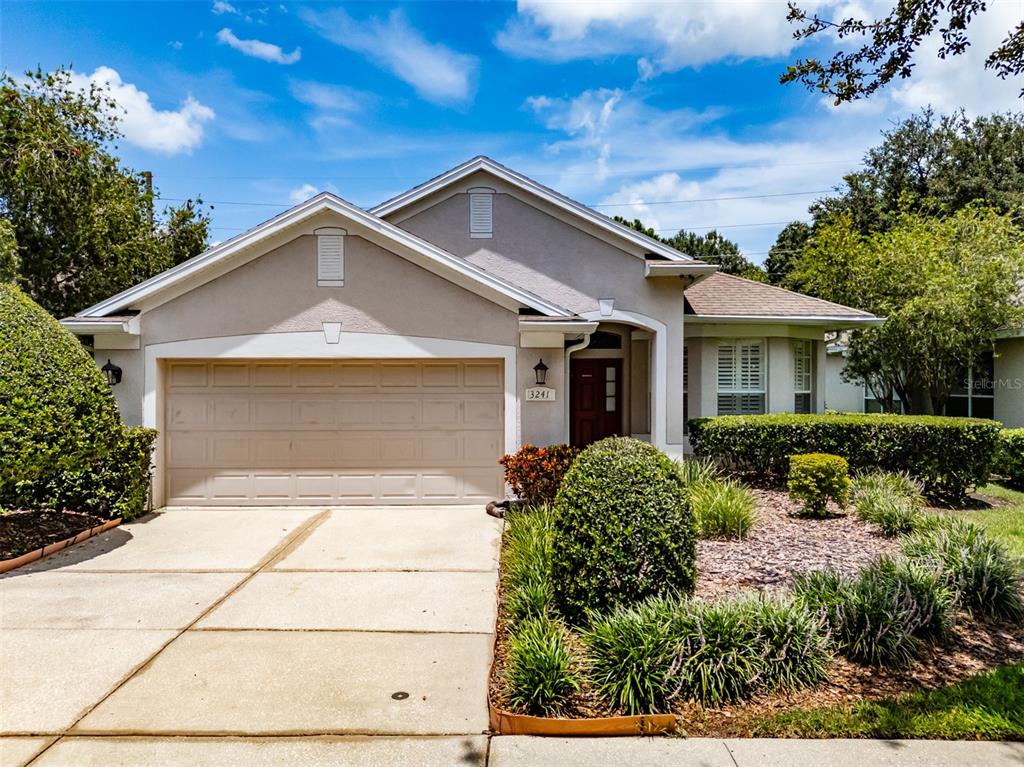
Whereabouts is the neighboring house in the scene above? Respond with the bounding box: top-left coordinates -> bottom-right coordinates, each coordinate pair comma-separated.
62,157 -> 877,507
825,332 -> 1024,427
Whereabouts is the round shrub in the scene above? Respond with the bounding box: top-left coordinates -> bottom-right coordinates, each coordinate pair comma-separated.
551,437 -> 697,625
788,453 -> 851,518
0,284 -> 121,503
504,614 -> 581,716
500,444 -> 579,506
995,429 -> 1024,489
689,478 -> 757,539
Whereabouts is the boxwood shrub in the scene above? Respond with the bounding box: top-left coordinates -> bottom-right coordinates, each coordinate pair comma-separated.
551,437 -> 696,625
995,429 -> 1024,489
0,283 -> 121,499
688,413 -> 1001,503
787,453 -> 851,518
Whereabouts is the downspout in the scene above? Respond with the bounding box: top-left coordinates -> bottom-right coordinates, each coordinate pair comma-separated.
563,332 -> 593,444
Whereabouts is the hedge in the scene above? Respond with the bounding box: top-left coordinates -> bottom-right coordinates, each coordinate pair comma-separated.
688,414 -> 1001,504
551,437 -> 696,625
996,429 -> 1024,489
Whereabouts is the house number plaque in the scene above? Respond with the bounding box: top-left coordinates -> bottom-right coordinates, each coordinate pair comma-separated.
526,386 -> 556,401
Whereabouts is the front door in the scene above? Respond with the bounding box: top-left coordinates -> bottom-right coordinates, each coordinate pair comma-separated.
570,358 -> 623,448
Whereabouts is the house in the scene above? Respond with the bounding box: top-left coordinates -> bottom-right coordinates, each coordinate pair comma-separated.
825,332 -> 1024,427
62,156 -> 878,507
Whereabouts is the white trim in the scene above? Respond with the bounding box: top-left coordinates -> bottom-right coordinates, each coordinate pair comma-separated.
143,331 -> 519,508
61,316 -> 140,335
370,156 -> 695,263
77,193 -> 569,319
645,262 -> 718,278
688,314 -> 882,327
579,309 -> 668,450
519,319 -> 599,334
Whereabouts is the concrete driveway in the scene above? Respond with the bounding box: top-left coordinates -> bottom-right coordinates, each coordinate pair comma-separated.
0,506 -> 500,766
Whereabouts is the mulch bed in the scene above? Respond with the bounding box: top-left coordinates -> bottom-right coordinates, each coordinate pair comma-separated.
0,509 -> 110,561
695,489 -> 898,599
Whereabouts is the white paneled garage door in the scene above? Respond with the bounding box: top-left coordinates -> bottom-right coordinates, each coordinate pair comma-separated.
164,359 -> 505,505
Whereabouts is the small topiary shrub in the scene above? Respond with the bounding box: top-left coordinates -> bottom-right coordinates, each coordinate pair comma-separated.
902,518 -> 1024,622
500,444 -> 579,505
851,471 -> 925,537
551,437 -> 696,625
504,614 -> 581,716
688,413 -> 1001,504
689,478 -> 757,539
0,284 -> 121,502
788,453 -> 851,518
995,429 -> 1024,489
503,505 -> 556,621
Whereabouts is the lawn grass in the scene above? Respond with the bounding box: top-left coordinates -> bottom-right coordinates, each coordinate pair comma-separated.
751,663 -> 1024,740
970,484 -> 1024,557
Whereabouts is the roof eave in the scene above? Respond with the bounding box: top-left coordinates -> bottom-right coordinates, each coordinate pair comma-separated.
687,314 -> 884,328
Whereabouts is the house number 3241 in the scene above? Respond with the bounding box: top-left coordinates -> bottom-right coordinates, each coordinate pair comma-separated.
526,387 -> 556,401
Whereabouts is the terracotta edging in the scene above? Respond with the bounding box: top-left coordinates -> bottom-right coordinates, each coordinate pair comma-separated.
489,701 -> 678,736
0,517 -> 122,574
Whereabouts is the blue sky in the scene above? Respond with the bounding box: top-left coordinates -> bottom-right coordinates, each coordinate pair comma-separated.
3,1 -> 1022,260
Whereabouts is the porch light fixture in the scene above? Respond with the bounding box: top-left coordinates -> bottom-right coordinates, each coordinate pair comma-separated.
101,359 -> 122,387
533,358 -> 549,386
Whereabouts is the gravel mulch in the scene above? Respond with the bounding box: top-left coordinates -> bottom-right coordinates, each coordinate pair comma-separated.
695,489 -> 897,600
0,509 -> 110,561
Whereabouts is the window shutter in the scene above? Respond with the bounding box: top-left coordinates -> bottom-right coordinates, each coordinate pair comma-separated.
316,230 -> 345,287
469,189 -> 493,238
718,343 -> 737,390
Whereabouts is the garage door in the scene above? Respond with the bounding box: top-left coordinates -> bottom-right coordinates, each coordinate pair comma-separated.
164,359 -> 505,505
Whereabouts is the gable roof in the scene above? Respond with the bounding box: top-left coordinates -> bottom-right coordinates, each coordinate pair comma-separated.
73,192 -> 572,319
370,156 -> 699,264
685,272 -> 881,326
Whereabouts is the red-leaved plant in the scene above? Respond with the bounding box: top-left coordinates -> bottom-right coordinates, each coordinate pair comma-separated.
499,443 -> 579,505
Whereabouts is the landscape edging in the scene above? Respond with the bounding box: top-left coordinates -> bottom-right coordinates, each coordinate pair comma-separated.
0,517 -> 122,574
489,700 -> 677,736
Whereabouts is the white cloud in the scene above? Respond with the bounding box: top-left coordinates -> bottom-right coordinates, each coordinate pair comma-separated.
67,67 -> 214,154
216,27 -> 301,64
288,80 -> 366,112
289,183 -> 318,203
211,1 -> 238,14
496,1 -> 818,71
168,40 -> 183,50
301,8 -> 478,104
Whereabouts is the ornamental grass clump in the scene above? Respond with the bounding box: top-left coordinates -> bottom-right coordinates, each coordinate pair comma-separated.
788,453 -> 851,519
689,479 -> 758,539
502,505 -> 556,621
746,595 -> 831,692
676,456 -> 722,488
902,518 -> 1024,622
851,471 -> 925,537
503,614 -> 581,716
552,437 -> 696,625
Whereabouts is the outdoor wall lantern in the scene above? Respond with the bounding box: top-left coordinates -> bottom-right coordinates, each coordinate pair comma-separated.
533,358 -> 549,386
101,359 -> 122,387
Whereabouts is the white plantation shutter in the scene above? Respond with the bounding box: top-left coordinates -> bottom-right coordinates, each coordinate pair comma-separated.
793,340 -> 813,414
316,228 -> 345,287
717,340 -> 765,415
469,188 -> 493,238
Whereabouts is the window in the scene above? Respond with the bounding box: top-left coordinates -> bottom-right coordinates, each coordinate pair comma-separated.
469,187 -> 493,239
315,227 -> 345,287
605,364 -> 617,412
793,340 -> 814,414
717,340 -> 765,415
945,352 -> 995,419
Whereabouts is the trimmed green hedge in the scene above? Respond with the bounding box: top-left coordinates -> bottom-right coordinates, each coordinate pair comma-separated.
688,414 -> 1001,504
996,429 -> 1024,489
551,437 -> 696,625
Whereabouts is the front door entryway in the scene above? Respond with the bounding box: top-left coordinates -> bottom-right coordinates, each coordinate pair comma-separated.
570,358 -> 622,447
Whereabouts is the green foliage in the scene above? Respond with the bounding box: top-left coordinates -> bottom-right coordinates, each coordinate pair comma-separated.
787,205 -> 1024,415
0,219 -> 17,283
996,430 -> 1024,489
787,453 -> 851,518
689,413 -> 1002,504
676,456 -> 722,487
689,478 -> 757,539
499,444 -> 579,506
744,595 -> 832,693
0,68 -> 210,316
902,518 -> 1024,621
851,471 -> 926,536
753,663 -> 1024,740
972,484 -> 1024,557
765,221 -> 812,285
0,283 -> 121,497
551,437 -> 697,625
503,505 -> 556,621
503,614 -> 581,716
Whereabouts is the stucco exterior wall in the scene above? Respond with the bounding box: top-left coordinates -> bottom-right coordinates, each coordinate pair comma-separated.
995,337 -> 1024,428
397,190 -> 688,446
824,353 -> 865,413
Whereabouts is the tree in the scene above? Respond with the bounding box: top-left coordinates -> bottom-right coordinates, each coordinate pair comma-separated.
0,68 -> 210,317
811,109 -> 1024,234
0,219 -> 16,283
765,221 -> 812,284
787,206 -> 1024,414
613,215 -> 767,280
781,0 -> 1024,104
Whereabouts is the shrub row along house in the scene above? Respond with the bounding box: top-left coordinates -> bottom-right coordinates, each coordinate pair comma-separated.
62,156 -> 972,508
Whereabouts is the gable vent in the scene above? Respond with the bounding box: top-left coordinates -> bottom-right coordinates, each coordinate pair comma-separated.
469,187 -> 494,239
315,227 -> 346,287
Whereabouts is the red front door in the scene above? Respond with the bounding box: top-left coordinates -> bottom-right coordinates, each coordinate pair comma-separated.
570,358 -> 623,448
